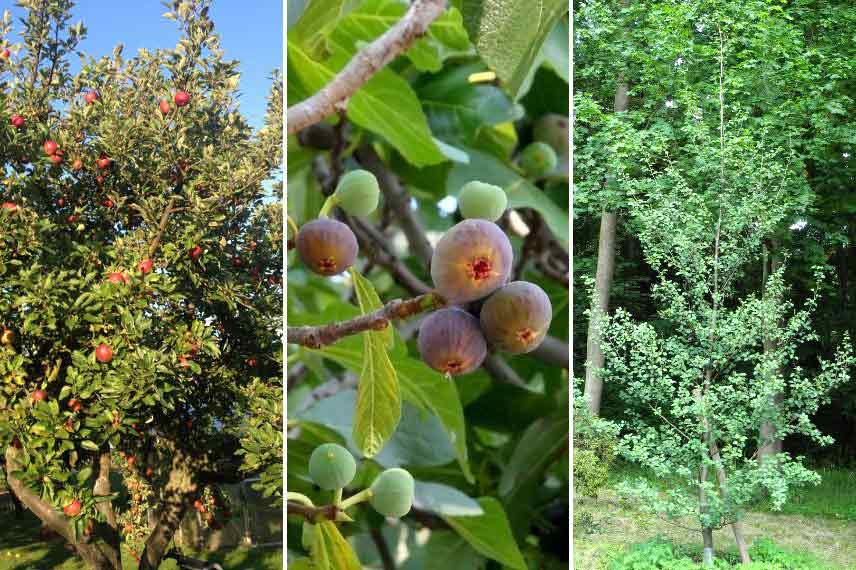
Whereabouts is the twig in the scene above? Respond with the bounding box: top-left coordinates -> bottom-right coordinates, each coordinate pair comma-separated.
370,527 -> 396,570
347,216 -> 431,295
354,146 -> 433,265
287,501 -> 339,523
531,335 -> 570,369
287,293 -> 445,348
148,198 -> 176,257
482,354 -> 526,387
287,0 -> 447,134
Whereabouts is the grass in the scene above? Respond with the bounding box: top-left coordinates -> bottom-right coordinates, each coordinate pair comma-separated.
0,511 -> 283,570
575,465 -> 856,569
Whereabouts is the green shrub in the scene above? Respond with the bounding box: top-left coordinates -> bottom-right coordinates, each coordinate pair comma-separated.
573,386 -> 619,498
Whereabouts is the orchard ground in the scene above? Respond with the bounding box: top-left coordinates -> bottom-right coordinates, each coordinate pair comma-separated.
0,511 -> 282,570
574,466 -> 856,569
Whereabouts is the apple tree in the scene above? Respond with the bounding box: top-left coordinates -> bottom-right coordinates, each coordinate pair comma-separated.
0,1 -> 283,569
286,1 -> 569,569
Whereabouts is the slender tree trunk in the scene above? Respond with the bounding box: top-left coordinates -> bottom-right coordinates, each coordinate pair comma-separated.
699,463 -> 715,566
583,78 -> 627,415
759,240 -> 784,463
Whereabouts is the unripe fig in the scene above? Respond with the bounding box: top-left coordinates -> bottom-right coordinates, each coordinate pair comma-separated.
519,142 -> 557,178
430,219 -> 512,303
480,281 -> 552,354
334,169 -> 380,216
533,114 -> 569,157
296,219 -> 358,276
369,468 -> 414,518
308,443 -> 356,490
458,181 -> 507,222
417,308 -> 487,375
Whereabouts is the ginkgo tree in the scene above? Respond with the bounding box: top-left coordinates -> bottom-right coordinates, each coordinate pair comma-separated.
0,1 -> 282,569
287,1 -> 570,569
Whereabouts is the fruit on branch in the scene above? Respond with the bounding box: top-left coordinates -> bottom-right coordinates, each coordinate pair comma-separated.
296,219 -> 358,276
95,175 -> 105,186
0,49 -> 9,59
308,443 -> 356,491
138,259 -> 154,274
430,219 -> 512,303
0,328 -> 14,345
1,202 -> 18,212
96,155 -> 112,170
174,91 -> 191,107
68,399 -> 82,413
50,149 -> 64,165
126,455 -> 136,468
107,272 -> 129,284
297,123 -> 336,150
231,255 -> 243,267
193,499 -> 206,513
71,159 -> 82,171
458,181 -> 507,222
334,169 -> 380,216
63,500 -> 82,517
10,114 -> 24,129
84,91 -> 98,104
189,245 -> 203,261
95,343 -> 113,363
66,215 -> 78,224
246,357 -> 257,367
369,468 -> 414,518
533,114 -> 569,157
102,199 -> 114,208
480,281 -> 552,354
417,308 -> 487,375
519,141 -> 557,178
43,140 -> 58,156
31,390 -> 47,402
159,99 -> 171,114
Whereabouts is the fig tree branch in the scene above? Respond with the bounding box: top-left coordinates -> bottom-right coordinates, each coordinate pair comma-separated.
286,0 -> 448,134
286,501 -> 340,523
287,292 -> 446,348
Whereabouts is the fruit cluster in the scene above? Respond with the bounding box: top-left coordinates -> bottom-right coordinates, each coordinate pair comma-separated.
293,172 -> 553,377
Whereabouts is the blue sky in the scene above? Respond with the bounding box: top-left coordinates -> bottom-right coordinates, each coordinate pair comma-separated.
2,1 -> 282,129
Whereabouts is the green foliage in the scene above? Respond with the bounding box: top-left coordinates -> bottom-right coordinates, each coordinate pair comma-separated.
573,386 -> 619,498
610,538 -> 829,570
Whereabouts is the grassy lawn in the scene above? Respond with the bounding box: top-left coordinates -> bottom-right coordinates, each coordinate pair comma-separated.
0,511 -> 283,570
575,466 -> 856,569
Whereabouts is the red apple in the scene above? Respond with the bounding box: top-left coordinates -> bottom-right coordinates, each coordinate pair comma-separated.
10,114 -> 24,128
101,198 -> 114,208
0,49 -> 9,59
138,259 -> 154,274
159,99 -> 171,114
178,355 -> 191,368
1,202 -> 17,212
71,158 -> 83,171
66,215 -> 78,223
107,272 -> 128,284
246,357 -> 257,367
63,500 -> 82,517
145,467 -> 154,478
84,91 -> 98,104
68,399 -> 82,413
95,175 -> 105,186
49,149 -> 64,165
56,198 -> 65,207
174,91 -> 191,107
96,155 -> 111,170
189,245 -> 203,260
95,343 -> 113,363
126,455 -> 136,468
32,389 -> 47,402
11,437 -> 22,449
43,140 -> 58,156
193,499 -> 206,513
231,256 -> 243,267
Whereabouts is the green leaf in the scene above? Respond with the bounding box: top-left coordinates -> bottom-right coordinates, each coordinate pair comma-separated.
462,0 -> 568,99
291,0 -> 362,58
287,39 -> 445,167
311,520 -> 361,570
330,0 -> 470,72
422,531 -> 485,570
499,414 -> 568,497
80,440 -> 99,451
414,481 -> 484,516
350,268 -> 400,457
443,498 -> 527,570
354,328 -> 401,457
447,147 -> 569,248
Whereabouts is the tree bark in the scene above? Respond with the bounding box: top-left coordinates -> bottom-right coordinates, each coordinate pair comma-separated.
139,454 -> 198,570
758,240 -> 784,463
583,73 -> 628,415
